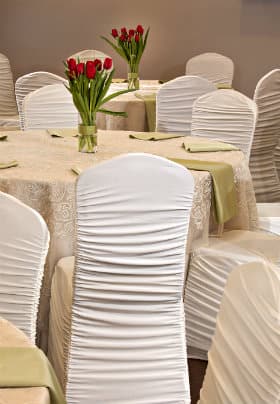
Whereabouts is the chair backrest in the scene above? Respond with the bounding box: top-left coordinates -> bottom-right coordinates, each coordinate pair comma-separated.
0,191 -> 49,343
156,75 -> 216,134
249,69 -> 280,202
69,49 -> 112,64
198,260 -> 280,404
186,53 -> 234,87
0,53 -> 18,116
23,84 -> 78,130
191,89 -> 258,160
15,71 -> 65,129
66,153 -> 194,404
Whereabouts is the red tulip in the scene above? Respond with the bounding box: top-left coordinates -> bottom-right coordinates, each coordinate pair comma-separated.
76,62 -> 84,76
103,57 -> 113,70
67,58 -> 77,72
136,25 -> 144,35
135,34 -> 140,43
121,27 -> 127,35
129,29 -> 135,36
93,59 -> 102,71
111,28 -> 118,38
86,61 -> 96,79
119,34 -> 126,42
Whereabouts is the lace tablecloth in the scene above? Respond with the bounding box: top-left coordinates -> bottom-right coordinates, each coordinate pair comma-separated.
0,130 -> 258,351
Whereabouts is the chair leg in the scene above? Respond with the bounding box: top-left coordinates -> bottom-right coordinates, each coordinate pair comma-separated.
188,359 -> 208,404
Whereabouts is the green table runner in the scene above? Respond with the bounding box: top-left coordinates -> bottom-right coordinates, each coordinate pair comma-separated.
170,158 -> 237,224
183,140 -> 239,153
129,132 -> 184,141
134,93 -> 156,132
47,128 -> 78,138
0,347 -> 66,404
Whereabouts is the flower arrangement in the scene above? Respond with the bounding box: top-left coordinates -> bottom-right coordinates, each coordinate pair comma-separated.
101,25 -> 150,90
65,57 -> 133,152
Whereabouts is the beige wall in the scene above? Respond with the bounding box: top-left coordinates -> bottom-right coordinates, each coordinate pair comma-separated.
1,0 -> 280,96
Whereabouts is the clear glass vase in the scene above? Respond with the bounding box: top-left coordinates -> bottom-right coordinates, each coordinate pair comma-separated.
127,66 -> 140,90
78,124 -> 97,153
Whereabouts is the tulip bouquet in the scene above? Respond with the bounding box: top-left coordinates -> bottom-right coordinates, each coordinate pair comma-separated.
65,57 -> 133,152
101,25 -> 149,90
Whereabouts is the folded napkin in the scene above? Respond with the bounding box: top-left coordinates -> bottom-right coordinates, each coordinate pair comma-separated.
0,134 -> 7,141
129,132 -> 184,141
112,78 -> 127,83
217,83 -> 233,89
183,140 -> 239,153
71,167 -> 82,175
47,128 -> 78,138
170,158 -> 237,224
0,347 -> 66,404
134,93 -> 156,132
0,160 -> 18,169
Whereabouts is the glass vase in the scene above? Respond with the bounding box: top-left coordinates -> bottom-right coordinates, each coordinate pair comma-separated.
127,66 -> 140,90
78,124 -> 97,153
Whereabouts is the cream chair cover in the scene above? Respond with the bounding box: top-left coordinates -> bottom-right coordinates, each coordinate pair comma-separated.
156,76 -> 216,134
249,69 -> 280,202
69,49 -> 112,64
0,53 -> 19,126
15,72 -> 65,129
185,230 -> 280,361
23,84 -> 78,130
186,53 -> 234,87
191,90 -> 258,160
199,260 -> 280,404
274,142 -> 280,179
0,192 -> 49,342
257,202 -> 280,235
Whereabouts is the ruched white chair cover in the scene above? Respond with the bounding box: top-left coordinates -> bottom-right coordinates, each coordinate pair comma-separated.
274,143 -> 280,179
186,53 -> 234,87
49,153 -> 194,403
191,90 -> 258,160
0,53 -> 19,127
257,203 -> 280,235
199,260 -> 280,404
15,72 -> 65,129
249,69 -> 280,202
23,84 -> 78,130
69,49 -> 112,64
0,192 -> 49,342
156,76 -> 216,134
184,230 -> 280,361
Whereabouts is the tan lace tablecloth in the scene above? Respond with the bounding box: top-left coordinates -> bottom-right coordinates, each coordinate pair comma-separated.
0,130 -> 258,352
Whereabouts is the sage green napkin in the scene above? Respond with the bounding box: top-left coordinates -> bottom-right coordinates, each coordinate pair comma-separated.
217,83 -> 233,89
129,132 -> 184,141
170,158 -> 237,224
0,160 -> 18,169
134,93 -> 156,132
183,140 -> 239,153
71,167 -> 82,175
0,347 -> 66,404
47,128 -> 78,138
0,134 -> 7,141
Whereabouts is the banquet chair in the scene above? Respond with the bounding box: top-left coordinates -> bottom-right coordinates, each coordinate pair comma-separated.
69,49 -> 112,64
156,76 -> 216,134
49,153 -> 194,403
15,72 -> 65,129
191,89 -> 258,160
0,191 -> 49,343
0,53 -> 19,127
185,53 -> 234,87
22,84 -> 78,130
257,202 -> 280,235
198,260 -> 280,404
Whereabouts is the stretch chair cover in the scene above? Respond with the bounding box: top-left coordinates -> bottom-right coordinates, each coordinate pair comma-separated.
63,153 -> 194,403
191,90 -> 257,160
23,84 -> 78,130
249,69 -> 280,202
199,261 -> 280,404
0,53 -> 19,127
257,202 -> 280,235
69,49 -> 112,65
156,76 -> 215,134
274,141 -> 280,179
0,192 -> 49,343
15,71 -> 65,129
185,230 -> 280,361
185,53 -> 234,87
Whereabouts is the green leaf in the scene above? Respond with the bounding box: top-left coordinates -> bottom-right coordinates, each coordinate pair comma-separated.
97,108 -> 128,117
99,88 -> 135,106
101,36 -> 128,61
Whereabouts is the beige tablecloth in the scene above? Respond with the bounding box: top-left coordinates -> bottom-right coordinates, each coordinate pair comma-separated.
0,130 -> 258,351
0,318 -> 50,404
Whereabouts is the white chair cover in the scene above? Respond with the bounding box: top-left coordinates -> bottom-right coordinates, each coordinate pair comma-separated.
69,49 -> 112,64
257,202 -> 280,235
0,53 -> 19,126
249,69 -> 280,202
191,90 -> 258,160
184,230 -> 280,361
23,84 -> 78,130
65,153 -> 194,403
15,72 -> 65,130
274,142 -> 280,179
0,192 -> 49,342
186,53 -> 234,87
156,76 -> 216,134
199,260 -> 280,404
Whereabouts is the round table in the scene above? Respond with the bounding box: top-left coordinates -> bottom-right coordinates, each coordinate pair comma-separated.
0,130 -> 258,351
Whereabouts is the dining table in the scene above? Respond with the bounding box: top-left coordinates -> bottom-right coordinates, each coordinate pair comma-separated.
0,129 -> 258,352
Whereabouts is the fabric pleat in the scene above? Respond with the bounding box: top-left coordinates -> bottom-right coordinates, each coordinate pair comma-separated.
0,53 -> 18,126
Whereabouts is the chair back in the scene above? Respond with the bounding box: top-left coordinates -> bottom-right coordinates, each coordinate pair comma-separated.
23,83 -> 78,130
15,71 -> 65,129
69,49 -> 112,65
66,153 -> 194,403
191,89 -> 258,160
0,192 -> 49,342
186,52 -> 234,87
156,75 -> 215,134
0,53 -> 18,116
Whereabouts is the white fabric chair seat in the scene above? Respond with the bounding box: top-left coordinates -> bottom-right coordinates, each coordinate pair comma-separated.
257,203 -> 280,234
185,230 -> 280,361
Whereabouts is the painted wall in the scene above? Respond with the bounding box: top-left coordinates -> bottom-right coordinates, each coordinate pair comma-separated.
1,0 -> 280,96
